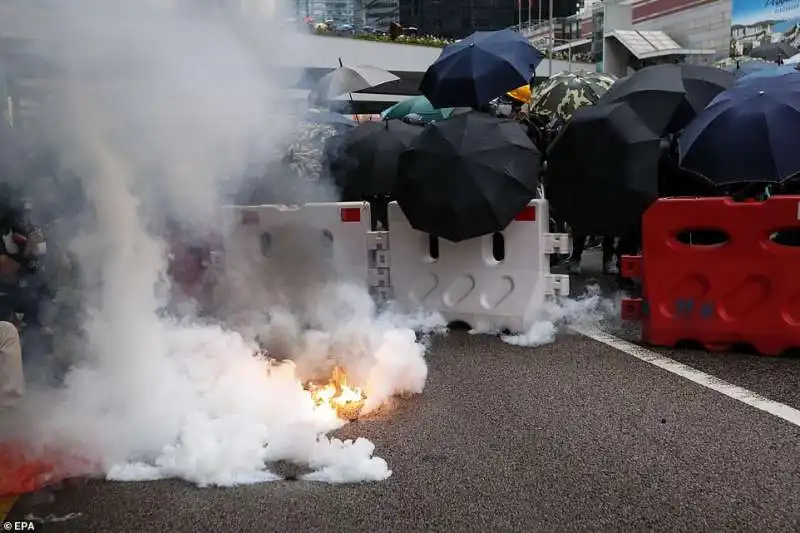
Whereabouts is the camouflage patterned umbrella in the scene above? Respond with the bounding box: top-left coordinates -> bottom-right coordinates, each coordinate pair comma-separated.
286,121 -> 344,182
530,70 -> 617,125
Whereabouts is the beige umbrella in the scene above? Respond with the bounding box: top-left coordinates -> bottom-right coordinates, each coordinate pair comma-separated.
308,61 -> 399,106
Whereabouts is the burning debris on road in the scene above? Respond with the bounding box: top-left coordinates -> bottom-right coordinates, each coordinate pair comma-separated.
256,349 -> 367,421
305,366 -> 366,422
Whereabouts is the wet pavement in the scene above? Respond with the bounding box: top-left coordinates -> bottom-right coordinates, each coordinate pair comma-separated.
5,250 -> 800,532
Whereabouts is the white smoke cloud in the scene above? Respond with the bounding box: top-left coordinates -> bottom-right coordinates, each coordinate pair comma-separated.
2,0 -> 442,486
469,284 -> 621,347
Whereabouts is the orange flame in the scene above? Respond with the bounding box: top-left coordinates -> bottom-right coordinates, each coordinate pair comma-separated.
305,367 -> 366,421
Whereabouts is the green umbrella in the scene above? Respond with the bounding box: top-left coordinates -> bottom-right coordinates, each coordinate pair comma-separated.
381,95 -> 455,122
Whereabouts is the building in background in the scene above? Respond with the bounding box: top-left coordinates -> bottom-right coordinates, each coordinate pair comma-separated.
298,0 -> 366,27
364,0 -> 399,29
398,0 -> 578,38
523,0 -> 730,75
731,0 -> 800,56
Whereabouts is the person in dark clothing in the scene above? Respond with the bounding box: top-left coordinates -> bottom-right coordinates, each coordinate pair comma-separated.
0,195 -> 54,385
614,224 -> 642,293
0,201 -> 46,327
478,103 -> 495,115
616,228 -> 641,258
658,134 -> 714,198
370,194 -> 389,230
568,234 -> 617,275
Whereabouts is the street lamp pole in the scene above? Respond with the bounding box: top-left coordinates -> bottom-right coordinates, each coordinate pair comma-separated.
4,96 -> 12,129
528,0 -> 531,29
548,0 -> 554,75
568,40 -> 573,70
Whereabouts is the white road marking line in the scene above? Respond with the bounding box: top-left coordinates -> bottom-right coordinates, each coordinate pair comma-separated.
571,325 -> 800,429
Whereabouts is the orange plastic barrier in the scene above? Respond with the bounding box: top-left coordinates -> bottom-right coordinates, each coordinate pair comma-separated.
0,442 -> 94,497
621,196 -> 800,355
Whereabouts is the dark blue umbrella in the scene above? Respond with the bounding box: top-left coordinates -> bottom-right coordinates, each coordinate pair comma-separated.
678,76 -> 800,185
419,29 -> 544,109
731,60 -> 778,78
736,64 -> 800,84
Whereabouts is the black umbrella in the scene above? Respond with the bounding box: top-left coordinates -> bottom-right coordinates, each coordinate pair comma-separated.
396,112 -> 541,242
326,119 -> 422,199
598,64 -> 734,136
546,102 -> 662,236
419,29 -> 543,109
749,42 -> 797,62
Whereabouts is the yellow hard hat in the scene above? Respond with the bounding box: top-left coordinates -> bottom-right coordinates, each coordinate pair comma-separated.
506,84 -> 532,104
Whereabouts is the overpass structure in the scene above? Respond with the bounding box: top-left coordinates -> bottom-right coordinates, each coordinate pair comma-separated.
0,2 -> 596,121
276,34 -> 596,76
0,0 -> 594,74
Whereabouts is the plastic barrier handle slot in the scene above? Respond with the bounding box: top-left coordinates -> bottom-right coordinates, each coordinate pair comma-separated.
340,207 -> 361,223
621,298 -> 643,321
544,233 -> 570,255
515,205 -> 536,221
241,211 -> 259,225
620,255 -> 642,279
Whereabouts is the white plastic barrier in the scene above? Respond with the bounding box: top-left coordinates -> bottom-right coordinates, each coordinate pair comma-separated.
216,200 -> 569,333
387,200 -> 570,333
219,202 -> 373,285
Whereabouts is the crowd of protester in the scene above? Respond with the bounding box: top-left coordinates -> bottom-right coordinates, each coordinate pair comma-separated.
17,81 -> 785,409
486,89 -> 641,281
0,180 -> 57,409
0,131 -> 223,411
0,115 -> 647,413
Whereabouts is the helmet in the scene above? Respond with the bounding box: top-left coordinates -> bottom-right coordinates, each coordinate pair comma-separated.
506,85 -> 532,104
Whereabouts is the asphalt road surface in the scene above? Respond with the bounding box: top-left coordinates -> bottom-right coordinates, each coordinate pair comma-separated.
6,251 -> 800,532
